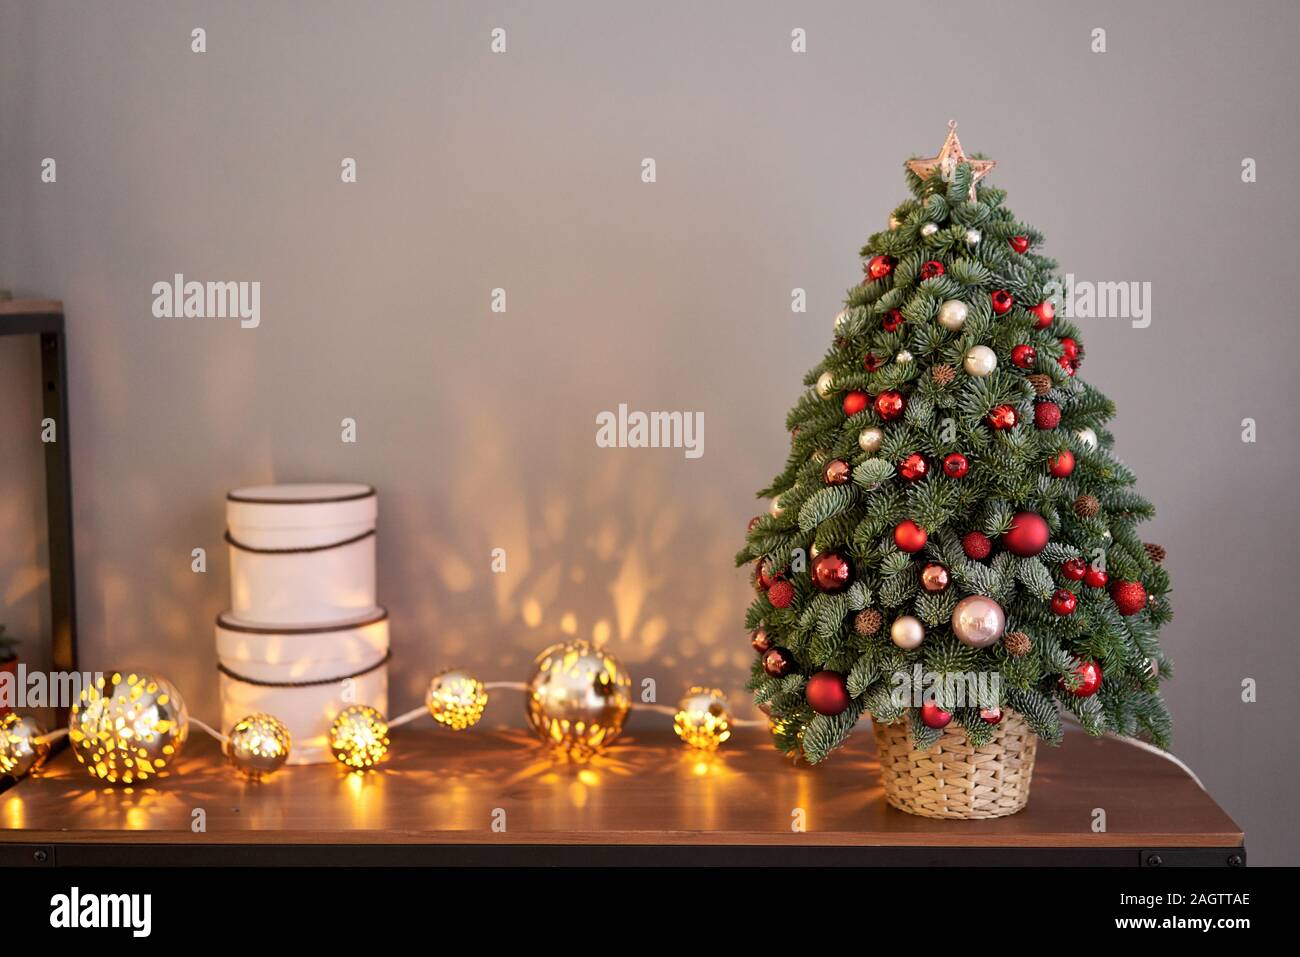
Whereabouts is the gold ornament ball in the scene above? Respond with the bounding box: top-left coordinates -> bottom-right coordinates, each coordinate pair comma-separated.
890,615 -> 925,650
951,595 -> 1007,649
328,705 -> 390,770
68,672 -> 188,784
426,668 -> 488,730
833,308 -> 849,331
0,713 -> 50,779
673,687 -> 732,750
858,427 -> 885,454
964,345 -> 998,377
525,640 -> 632,761
225,713 -> 291,779
815,370 -> 836,400
768,496 -> 785,519
936,299 -> 968,331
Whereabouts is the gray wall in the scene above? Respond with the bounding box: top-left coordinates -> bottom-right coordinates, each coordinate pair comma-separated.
2,1 -> 1298,863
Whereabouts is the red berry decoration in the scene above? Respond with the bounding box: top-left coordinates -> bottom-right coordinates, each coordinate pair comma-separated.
882,309 -> 904,332
874,390 -> 906,421
898,453 -> 928,481
1111,580 -> 1147,616
1060,659 -> 1102,698
919,260 -> 945,280
1060,337 -> 1080,361
810,549 -> 854,594
766,580 -> 795,609
1062,558 -> 1087,581
1011,344 -> 1037,369
862,352 -> 885,372
894,520 -> 928,553
942,452 -> 969,478
962,530 -> 992,560
1084,566 -> 1109,589
842,391 -> 869,416
762,646 -> 796,677
1047,448 -> 1075,478
1003,512 -> 1050,558
865,254 -> 895,281
979,706 -> 1003,725
920,700 -> 953,729
990,290 -> 1014,315
806,671 -> 851,716
1028,301 -> 1054,329
987,405 -> 1018,430
1034,401 -> 1061,430
1057,355 -> 1076,377
1050,589 -> 1078,616
1009,235 -> 1030,254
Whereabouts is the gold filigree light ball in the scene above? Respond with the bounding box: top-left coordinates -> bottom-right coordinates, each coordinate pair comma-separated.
525,640 -> 631,761
328,705 -> 389,770
426,669 -> 488,730
0,713 -> 50,779
226,713 -> 292,779
68,672 -> 188,784
673,687 -> 732,750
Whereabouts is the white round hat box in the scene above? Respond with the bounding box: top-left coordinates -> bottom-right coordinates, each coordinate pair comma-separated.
216,608 -> 390,765
226,483 -> 377,626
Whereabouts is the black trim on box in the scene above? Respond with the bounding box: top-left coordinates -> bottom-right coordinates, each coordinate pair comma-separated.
223,526 -> 375,554
216,606 -> 389,635
226,485 -> 375,505
216,648 -> 392,687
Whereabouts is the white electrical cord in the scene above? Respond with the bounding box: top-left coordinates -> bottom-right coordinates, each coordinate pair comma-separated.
1063,715 -> 1205,791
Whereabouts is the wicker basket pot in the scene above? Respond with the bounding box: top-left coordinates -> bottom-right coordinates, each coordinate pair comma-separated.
872,710 -> 1037,819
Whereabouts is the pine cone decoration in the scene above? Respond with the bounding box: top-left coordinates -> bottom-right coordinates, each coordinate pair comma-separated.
854,608 -> 883,636
931,364 -> 956,386
1074,494 -> 1101,518
1144,542 -> 1167,563
1027,373 -> 1052,396
1003,631 -> 1032,657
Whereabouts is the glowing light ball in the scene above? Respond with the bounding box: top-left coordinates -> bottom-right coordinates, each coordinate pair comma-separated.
673,687 -> 732,750
328,705 -> 390,770
225,713 -> 292,779
525,640 -> 631,761
68,672 -> 189,784
425,669 -> 488,730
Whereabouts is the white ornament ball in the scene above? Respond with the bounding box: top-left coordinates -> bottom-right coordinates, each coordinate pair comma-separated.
1076,427 -> 1098,450
888,215 -> 902,230
920,223 -> 939,237
895,350 -> 913,364
951,595 -> 1007,649
936,299 -> 968,331
858,427 -> 885,454
768,497 -> 785,519
834,309 -> 849,331
965,228 -> 982,245
815,370 -> 835,400
964,345 -> 998,377
890,615 -> 925,650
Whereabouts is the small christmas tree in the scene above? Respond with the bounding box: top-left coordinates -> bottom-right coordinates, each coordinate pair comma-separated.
739,124 -> 1172,764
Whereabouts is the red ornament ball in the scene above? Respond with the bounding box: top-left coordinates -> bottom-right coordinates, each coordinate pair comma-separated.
1003,512 -> 1050,557
979,706 -> 1003,725
865,254 -> 895,281
1062,558 -> 1088,581
1009,235 -> 1030,254
1034,401 -> 1061,430
810,549 -> 854,593
1058,355 -> 1077,377
894,520 -> 928,553
987,405 -> 1018,430
942,452 -> 969,478
762,646 -> 797,677
755,559 -> 779,590
898,453 -> 929,481
990,290 -> 1014,315
1029,301 -> 1054,329
920,700 -> 953,729
882,309 -> 904,332
1047,449 -> 1075,478
842,390 -> 869,416
862,352 -> 885,372
1084,566 -> 1109,589
823,458 -> 852,486
962,530 -> 993,560
874,390 -> 906,421
920,260 -> 946,280
1111,580 -> 1147,616
751,628 -> 772,653
1060,659 -> 1102,698
747,515 -> 762,532
767,579 -> 795,608
806,671 -> 851,716
1050,589 -> 1078,616
1011,344 -> 1037,369
1060,337 -> 1080,361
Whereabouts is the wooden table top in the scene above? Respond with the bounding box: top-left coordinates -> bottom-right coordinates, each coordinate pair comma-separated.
0,725 -> 1241,851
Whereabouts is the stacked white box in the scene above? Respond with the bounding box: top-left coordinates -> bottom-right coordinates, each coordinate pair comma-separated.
216,483 -> 388,764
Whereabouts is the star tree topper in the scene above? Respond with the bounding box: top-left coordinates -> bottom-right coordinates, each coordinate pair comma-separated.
906,120 -> 996,201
